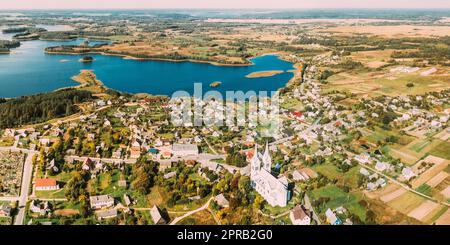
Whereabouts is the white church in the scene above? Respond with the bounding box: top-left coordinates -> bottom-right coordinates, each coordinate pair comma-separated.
250,142 -> 290,207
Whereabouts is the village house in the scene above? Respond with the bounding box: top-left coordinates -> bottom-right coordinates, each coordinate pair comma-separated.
82,158 -> 94,171
325,208 -> 342,225
402,167 -> 416,181
0,203 -> 12,217
90,195 -> 114,210
118,179 -> 127,188
129,147 -> 141,159
292,170 -> 310,182
96,209 -> 117,221
39,138 -> 51,146
375,161 -> 388,172
124,194 -> 132,206
214,194 -> 230,208
290,205 -> 311,225
359,168 -> 370,177
30,200 -> 51,216
35,178 -> 59,191
163,171 -> 176,179
354,153 -> 371,164
150,205 -> 166,225
3,129 -> 15,137
112,149 -> 122,159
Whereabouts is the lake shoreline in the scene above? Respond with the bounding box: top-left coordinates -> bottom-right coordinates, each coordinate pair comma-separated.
1,38 -> 297,98
44,50 -> 256,67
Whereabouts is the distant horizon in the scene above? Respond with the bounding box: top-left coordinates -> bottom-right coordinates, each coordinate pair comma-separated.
1,7 -> 450,11
1,0 -> 449,10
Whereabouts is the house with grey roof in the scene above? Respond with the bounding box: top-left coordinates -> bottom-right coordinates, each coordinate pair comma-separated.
150,205 -> 166,225
0,203 -> 12,217
214,194 -> 230,208
96,209 -> 117,221
90,194 -> 114,210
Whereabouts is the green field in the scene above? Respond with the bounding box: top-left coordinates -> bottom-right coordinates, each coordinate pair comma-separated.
416,184 -> 433,196
35,189 -> 66,199
428,140 -> 450,160
410,140 -> 432,153
312,164 -> 341,180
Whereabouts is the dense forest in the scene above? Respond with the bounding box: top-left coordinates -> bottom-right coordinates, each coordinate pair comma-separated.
0,40 -> 21,49
0,89 -> 94,129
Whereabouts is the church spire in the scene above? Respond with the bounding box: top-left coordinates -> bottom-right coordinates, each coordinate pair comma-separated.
251,143 -> 261,171
262,141 -> 272,171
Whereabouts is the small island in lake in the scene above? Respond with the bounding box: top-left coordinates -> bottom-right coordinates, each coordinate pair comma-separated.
210,81 -> 222,88
79,56 -> 94,63
245,70 -> 284,78
71,70 -> 106,94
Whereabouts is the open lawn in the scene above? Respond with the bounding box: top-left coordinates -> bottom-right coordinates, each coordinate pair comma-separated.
178,209 -> 217,225
312,164 -> 341,180
309,185 -> 367,222
35,189 -> 66,199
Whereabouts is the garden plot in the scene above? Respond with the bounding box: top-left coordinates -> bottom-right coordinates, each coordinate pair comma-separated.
441,186 -> 450,199
407,200 -> 440,221
435,209 -> 450,225
433,127 -> 450,141
0,151 -> 25,196
380,187 -> 407,203
411,155 -> 449,189
426,172 -> 449,188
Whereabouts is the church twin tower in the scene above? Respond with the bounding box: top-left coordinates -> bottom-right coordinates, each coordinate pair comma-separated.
250,142 -> 290,207
251,142 -> 272,173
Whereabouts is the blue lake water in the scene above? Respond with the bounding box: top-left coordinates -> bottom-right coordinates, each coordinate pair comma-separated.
0,31 -> 294,98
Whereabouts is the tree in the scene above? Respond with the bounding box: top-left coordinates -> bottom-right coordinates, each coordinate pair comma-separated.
238,176 -> 251,193
253,195 -> 265,210
131,157 -> 159,195
65,171 -> 88,202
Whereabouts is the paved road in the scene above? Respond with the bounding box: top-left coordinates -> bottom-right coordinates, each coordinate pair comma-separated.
169,197 -> 213,225
65,153 -> 226,166
14,152 -> 35,225
0,196 -> 19,201
65,155 -> 137,165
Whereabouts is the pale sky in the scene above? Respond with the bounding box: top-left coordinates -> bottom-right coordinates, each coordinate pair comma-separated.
1,0 -> 449,10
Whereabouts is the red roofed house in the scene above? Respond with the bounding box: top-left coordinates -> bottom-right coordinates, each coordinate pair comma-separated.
35,178 -> 59,191
246,150 -> 255,162
290,111 -> 304,121
130,147 -> 141,159
290,205 -> 311,225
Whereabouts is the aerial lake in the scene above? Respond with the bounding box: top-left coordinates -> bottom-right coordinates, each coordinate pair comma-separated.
0,31 -> 294,98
